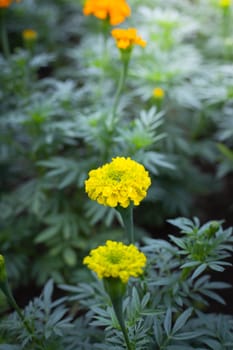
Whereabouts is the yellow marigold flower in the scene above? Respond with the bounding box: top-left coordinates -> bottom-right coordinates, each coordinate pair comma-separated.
219,0 -> 231,7
85,157 -> 151,208
0,0 -> 20,8
83,240 -> 147,283
22,29 -> 38,41
83,0 -> 131,26
112,28 -> 146,49
153,87 -> 165,99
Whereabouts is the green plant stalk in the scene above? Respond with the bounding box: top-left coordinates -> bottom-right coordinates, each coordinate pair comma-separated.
103,278 -> 132,350
180,267 -> 193,281
111,296 -> 133,350
221,7 -> 231,60
0,280 -> 45,350
0,9 -> 10,58
111,55 -> 130,123
117,203 -> 134,244
222,7 -> 231,38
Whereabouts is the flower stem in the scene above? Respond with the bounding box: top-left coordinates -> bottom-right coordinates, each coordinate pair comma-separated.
111,57 -> 129,123
0,280 -> 45,349
117,203 -> 134,244
103,278 -> 132,350
112,297 -> 133,350
222,7 -> 231,38
0,9 -> 10,58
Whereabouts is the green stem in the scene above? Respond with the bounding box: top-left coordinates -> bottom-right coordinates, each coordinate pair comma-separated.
117,203 -> 134,244
0,9 -> 10,58
111,57 -> 129,123
222,7 -> 231,38
180,267 -> 193,281
103,278 -> 132,350
0,280 -> 45,350
112,297 -> 133,350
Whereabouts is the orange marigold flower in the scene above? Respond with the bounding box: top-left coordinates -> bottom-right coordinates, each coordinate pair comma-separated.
0,0 -> 20,8
83,0 -> 131,26
111,28 -> 147,49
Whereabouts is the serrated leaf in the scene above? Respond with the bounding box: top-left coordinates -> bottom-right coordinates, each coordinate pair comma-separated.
63,247 -> 77,267
35,225 -> 60,243
208,263 -> 225,272
164,308 -> 172,336
167,217 -> 194,232
191,263 -> 207,279
181,261 -> 200,268
169,235 -> 187,249
43,279 -> 53,309
217,143 -> 233,161
153,318 -> 163,346
172,308 -> 193,334
58,170 -> 78,189
173,330 -> 205,340
201,290 -> 226,304
201,338 -> 222,350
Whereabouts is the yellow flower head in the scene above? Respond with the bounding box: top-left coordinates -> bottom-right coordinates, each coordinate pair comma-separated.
85,157 -> 151,208
83,0 -> 131,26
112,28 -> 147,49
153,87 -> 165,99
0,0 -> 20,8
22,29 -> 38,41
83,240 -> 147,283
219,0 -> 231,7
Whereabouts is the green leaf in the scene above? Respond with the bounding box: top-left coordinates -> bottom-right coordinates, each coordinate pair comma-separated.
169,235 -> 187,249
217,143 -> 233,161
153,317 -> 163,346
191,263 -> 207,279
63,247 -> 77,267
164,308 -> 172,336
35,225 -> 60,243
173,330 -> 205,340
172,308 -> 193,334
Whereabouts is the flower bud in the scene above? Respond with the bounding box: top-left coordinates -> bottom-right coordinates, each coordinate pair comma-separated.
103,277 -> 127,301
22,29 -> 38,52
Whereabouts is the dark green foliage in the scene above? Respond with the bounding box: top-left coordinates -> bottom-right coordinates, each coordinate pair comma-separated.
0,0 -> 233,348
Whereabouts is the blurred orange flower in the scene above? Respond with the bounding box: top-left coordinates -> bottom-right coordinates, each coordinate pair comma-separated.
0,0 -> 20,8
112,28 -> 146,49
83,0 -> 131,26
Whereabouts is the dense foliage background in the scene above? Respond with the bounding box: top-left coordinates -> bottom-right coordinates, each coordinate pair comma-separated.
0,0 -> 233,348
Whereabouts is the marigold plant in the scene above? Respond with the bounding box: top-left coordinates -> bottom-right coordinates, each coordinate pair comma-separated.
83,240 -> 147,283
83,0 -> 131,26
85,157 -> 151,208
111,28 -> 147,49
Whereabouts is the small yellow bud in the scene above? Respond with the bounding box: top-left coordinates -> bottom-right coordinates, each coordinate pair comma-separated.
22,29 -> 38,42
153,87 -> 165,99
